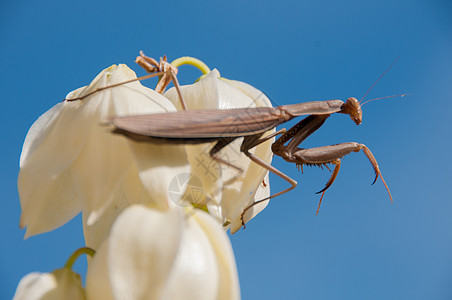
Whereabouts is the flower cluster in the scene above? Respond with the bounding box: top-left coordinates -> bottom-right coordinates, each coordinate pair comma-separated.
14,59 -> 274,299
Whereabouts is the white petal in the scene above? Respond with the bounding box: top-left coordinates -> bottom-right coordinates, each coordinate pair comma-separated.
18,100 -> 89,237
161,210 -> 220,300
13,269 -> 85,300
162,209 -> 241,300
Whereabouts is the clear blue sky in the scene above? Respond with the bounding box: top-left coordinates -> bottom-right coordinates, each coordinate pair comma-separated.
1,0 -> 451,299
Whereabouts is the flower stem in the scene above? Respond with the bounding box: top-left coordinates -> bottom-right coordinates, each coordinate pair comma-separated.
170,57 -> 211,75
64,247 -> 96,270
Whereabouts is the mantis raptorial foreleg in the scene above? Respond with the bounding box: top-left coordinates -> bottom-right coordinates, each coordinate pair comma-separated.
240,112 -> 392,224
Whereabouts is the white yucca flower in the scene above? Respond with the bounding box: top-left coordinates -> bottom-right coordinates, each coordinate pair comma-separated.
16,61 -> 273,300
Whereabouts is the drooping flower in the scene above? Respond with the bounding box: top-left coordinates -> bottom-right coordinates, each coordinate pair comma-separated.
86,204 -> 240,300
18,64 -> 190,248
164,69 -> 274,233
13,269 -> 85,300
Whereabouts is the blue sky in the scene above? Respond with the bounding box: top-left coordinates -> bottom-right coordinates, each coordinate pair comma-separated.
1,0 -> 452,299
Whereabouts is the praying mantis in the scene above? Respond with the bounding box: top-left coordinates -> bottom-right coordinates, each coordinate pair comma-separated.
68,53 -> 399,224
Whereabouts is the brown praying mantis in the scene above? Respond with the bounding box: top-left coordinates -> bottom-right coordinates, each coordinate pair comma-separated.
67,53 -> 400,225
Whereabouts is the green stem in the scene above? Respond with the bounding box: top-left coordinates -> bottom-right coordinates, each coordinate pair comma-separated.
170,57 -> 211,75
64,247 -> 96,270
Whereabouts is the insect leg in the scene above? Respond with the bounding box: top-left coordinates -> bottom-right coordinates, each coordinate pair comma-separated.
289,142 -> 392,213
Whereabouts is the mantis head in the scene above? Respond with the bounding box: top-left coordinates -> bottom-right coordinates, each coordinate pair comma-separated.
341,97 -> 362,125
